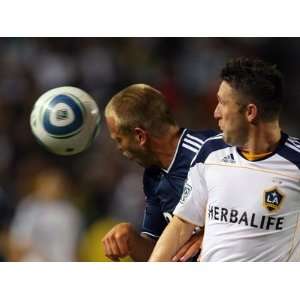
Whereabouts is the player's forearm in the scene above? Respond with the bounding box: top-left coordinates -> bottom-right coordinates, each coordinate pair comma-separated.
128,233 -> 156,261
149,216 -> 195,261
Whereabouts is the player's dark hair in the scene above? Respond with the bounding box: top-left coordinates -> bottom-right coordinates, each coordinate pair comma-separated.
221,57 -> 283,121
105,84 -> 177,136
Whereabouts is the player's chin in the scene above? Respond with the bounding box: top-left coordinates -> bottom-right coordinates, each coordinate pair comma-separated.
136,160 -> 147,167
124,154 -> 144,166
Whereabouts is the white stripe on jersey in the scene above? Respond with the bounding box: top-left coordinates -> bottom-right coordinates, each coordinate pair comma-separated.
288,136 -> 300,143
141,231 -> 160,238
202,133 -> 224,145
186,134 -> 204,144
182,143 -> 199,153
287,138 -> 300,150
183,137 -> 202,149
207,133 -> 223,140
286,140 -> 300,154
190,153 -> 199,166
190,133 -> 224,166
289,136 -> 300,144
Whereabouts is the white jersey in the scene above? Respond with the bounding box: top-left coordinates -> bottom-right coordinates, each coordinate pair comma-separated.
174,133 -> 300,261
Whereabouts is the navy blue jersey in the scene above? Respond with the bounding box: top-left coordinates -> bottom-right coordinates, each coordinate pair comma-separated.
141,128 -> 217,239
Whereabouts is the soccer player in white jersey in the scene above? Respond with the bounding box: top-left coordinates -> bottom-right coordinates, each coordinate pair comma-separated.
149,57 -> 300,262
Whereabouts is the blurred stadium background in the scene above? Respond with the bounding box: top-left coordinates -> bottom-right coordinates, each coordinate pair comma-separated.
0,37 -> 299,261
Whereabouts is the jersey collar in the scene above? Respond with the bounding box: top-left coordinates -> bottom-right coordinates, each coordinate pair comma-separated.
236,132 -> 288,162
162,128 -> 186,173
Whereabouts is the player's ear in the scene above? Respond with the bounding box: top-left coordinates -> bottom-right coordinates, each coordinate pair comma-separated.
134,127 -> 147,146
246,103 -> 258,124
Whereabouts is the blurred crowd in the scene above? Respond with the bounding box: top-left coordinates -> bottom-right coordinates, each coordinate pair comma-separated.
0,37 -> 299,261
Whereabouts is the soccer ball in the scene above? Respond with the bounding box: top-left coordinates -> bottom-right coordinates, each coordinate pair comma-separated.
30,86 -> 101,155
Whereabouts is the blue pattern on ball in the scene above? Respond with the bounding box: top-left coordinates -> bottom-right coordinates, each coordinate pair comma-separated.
43,94 -> 84,136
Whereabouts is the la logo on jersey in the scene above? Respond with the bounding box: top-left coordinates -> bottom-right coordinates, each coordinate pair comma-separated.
263,187 -> 284,212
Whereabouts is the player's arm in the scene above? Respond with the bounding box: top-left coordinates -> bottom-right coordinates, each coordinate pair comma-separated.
149,215 -> 196,261
129,232 -> 156,261
102,222 -> 156,261
172,228 -> 204,262
102,195 -> 169,262
150,162 -> 207,262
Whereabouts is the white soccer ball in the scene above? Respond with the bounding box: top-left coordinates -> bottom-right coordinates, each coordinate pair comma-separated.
30,86 -> 101,155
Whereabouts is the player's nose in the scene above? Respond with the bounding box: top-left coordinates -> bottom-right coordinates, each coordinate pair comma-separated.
214,104 -> 221,120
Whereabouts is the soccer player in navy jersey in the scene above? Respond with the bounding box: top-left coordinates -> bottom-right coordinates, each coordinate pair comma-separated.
150,57 -> 300,262
102,84 -> 216,261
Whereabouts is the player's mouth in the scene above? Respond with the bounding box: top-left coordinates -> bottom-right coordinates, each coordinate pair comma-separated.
123,151 -> 131,159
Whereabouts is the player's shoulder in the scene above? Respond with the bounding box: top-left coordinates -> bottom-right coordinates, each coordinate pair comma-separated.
165,128 -> 218,172
278,133 -> 300,170
178,128 -> 218,157
192,132 -> 230,165
185,128 -> 219,141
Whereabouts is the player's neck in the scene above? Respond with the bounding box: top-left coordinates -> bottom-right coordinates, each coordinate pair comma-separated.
152,126 -> 182,170
240,120 -> 281,154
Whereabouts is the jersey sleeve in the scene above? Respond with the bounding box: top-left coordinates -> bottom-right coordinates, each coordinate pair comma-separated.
141,200 -> 168,239
173,162 -> 207,226
141,168 -> 168,239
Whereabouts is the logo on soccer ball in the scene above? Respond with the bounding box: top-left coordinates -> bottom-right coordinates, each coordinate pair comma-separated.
263,187 -> 284,212
46,96 -> 79,131
56,109 -> 69,120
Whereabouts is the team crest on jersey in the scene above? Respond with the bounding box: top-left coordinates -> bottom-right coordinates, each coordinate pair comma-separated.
263,187 -> 284,212
180,182 -> 192,204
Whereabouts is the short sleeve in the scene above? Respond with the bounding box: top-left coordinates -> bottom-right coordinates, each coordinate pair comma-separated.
141,201 -> 168,239
173,162 -> 207,226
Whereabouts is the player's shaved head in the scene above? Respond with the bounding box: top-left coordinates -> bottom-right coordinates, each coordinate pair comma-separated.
105,84 -> 177,137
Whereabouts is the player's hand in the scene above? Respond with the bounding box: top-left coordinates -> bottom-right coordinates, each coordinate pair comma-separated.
171,232 -> 203,262
101,223 -> 136,261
